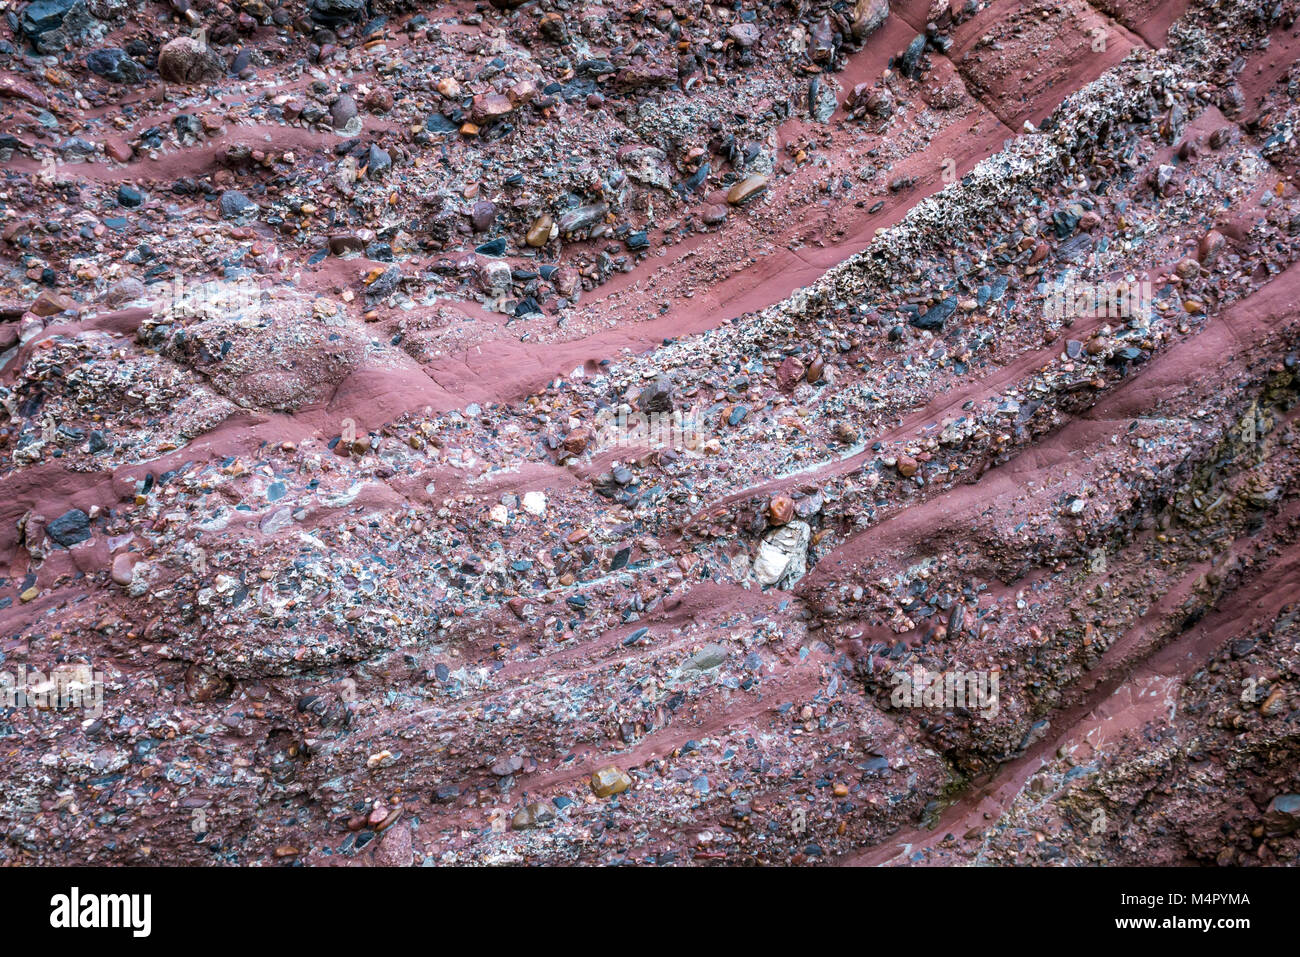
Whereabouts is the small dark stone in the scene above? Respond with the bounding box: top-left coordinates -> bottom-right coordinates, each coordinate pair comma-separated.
910,295 -> 957,331
116,184 -> 144,208
47,508 -> 91,548
365,143 -> 390,178
87,48 -> 143,84
900,34 -> 927,77
20,0 -> 79,38
309,0 -> 366,25
637,377 -> 674,413
219,190 -> 257,220
425,113 -> 457,134
365,266 -> 403,299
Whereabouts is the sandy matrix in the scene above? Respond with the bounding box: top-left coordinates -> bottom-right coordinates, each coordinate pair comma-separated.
0,0 -> 1298,865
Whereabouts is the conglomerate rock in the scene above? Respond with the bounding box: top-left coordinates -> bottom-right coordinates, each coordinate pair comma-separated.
0,0 -> 1298,867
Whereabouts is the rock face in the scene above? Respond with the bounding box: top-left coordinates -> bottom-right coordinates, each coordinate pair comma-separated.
4,0 -> 1300,875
